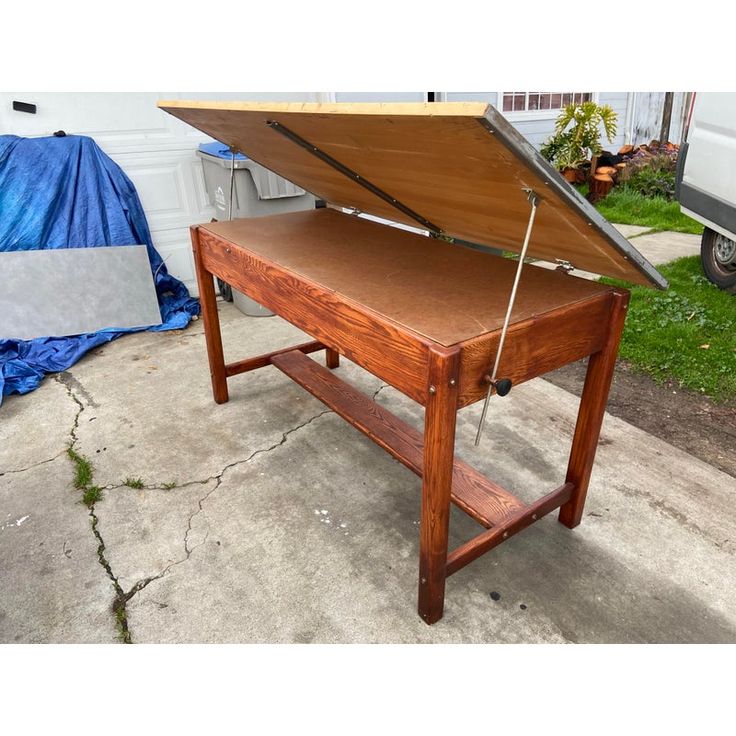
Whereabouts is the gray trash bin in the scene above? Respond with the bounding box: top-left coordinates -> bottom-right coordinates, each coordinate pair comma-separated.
197,141 -> 316,316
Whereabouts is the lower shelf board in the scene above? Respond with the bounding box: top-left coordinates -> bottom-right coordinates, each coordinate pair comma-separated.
271,349 -> 526,529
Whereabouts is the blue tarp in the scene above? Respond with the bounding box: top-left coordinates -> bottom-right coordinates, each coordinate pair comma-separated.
0,134 -> 200,402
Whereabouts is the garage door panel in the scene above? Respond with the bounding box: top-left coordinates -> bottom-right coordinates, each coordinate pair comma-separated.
115,150 -> 215,233
190,157 -> 216,213
151,227 -> 197,295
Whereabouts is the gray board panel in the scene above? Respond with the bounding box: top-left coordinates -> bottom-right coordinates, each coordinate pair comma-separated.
0,245 -> 163,340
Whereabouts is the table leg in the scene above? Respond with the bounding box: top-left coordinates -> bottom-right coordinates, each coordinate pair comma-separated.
191,227 -> 229,404
418,346 -> 460,624
325,348 -> 340,369
559,291 -> 629,528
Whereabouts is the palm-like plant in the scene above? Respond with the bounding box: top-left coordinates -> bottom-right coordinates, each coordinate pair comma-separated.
541,102 -> 618,171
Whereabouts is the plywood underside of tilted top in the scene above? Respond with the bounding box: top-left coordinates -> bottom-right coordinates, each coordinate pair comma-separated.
159,100 -> 666,289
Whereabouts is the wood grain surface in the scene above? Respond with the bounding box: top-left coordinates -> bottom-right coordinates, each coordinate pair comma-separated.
559,289 -> 630,528
200,209 -> 613,347
191,226 -> 228,404
197,226 -> 432,404
455,292 -> 614,407
418,346 -> 460,623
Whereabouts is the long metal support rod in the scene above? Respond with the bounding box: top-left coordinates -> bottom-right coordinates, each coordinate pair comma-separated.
228,151 -> 236,221
474,190 -> 540,446
265,119 -> 443,234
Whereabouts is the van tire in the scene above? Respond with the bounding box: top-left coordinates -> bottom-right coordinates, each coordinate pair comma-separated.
701,227 -> 736,294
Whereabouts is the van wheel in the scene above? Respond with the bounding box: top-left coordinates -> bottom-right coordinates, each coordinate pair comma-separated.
701,227 -> 736,293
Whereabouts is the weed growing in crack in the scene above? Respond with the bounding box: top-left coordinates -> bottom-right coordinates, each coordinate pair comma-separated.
161,481 -> 177,490
123,477 -> 145,489
66,446 -> 102,505
82,485 -> 103,508
112,599 -> 131,643
67,446 -> 93,489
61,381 -> 133,643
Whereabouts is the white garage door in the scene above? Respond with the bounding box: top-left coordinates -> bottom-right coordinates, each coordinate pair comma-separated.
0,92 -> 324,294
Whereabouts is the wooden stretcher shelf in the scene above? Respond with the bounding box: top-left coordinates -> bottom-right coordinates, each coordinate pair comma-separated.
271,348 -> 525,529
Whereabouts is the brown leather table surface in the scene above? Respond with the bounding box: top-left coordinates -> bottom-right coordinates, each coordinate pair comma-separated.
202,208 -> 612,347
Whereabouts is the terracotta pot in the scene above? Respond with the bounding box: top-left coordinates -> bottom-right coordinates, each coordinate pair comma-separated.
561,167 -> 578,183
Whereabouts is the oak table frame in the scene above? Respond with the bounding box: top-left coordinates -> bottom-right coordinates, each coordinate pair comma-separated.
190,209 -> 629,625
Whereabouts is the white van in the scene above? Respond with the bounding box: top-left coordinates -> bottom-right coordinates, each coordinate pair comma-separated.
676,93 -> 736,292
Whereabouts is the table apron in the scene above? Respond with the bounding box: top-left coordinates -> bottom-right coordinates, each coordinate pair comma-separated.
456,292 -> 614,408
198,230 -> 614,410
198,230 -> 431,404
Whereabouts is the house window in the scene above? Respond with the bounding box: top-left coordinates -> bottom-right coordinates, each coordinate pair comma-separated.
502,92 -> 593,113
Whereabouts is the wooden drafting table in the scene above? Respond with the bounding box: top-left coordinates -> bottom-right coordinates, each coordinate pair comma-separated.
159,101 -> 667,624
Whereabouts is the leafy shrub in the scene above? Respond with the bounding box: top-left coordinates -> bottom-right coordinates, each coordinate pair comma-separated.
625,165 -> 676,200
541,102 -> 618,170
620,153 -> 677,200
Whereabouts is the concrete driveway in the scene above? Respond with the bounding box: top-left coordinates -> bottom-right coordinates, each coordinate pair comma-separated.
1,228 -> 733,643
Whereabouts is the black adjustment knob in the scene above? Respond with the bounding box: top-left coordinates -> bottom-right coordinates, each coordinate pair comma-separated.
495,378 -> 513,396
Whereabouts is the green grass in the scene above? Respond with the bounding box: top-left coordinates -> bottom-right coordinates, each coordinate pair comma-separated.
112,600 -> 131,644
161,481 -> 177,490
67,447 -> 93,489
82,485 -> 103,508
577,184 -> 704,234
602,256 -> 736,401
123,477 -> 144,489
66,446 -> 103,506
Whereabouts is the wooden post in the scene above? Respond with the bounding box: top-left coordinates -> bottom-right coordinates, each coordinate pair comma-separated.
325,348 -> 340,369
418,346 -> 460,624
559,291 -> 629,528
191,226 -> 229,404
659,92 -> 674,145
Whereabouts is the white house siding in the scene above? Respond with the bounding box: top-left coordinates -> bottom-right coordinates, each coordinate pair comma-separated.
334,92 -> 426,102
339,91 -> 634,151
443,91 -> 631,151
630,92 -> 690,145
598,92 -> 630,150
443,92 -> 498,104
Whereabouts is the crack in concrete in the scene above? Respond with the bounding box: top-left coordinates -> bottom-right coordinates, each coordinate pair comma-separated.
56,370 -> 99,408
89,500 -> 179,644
88,505 -> 131,642
101,479 -> 209,492
0,451 -> 65,477
93,407 -> 338,631
372,383 -> 389,401
627,228 -> 656,239
57,375 -> 385,640
183,408 -> 333,556
616,483 -> 734,555
54,373 -> 85,445
55,371 -> 136,642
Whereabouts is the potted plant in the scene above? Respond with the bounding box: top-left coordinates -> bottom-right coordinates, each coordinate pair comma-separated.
541,101 -> 618,182
555,146 -> 586,183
